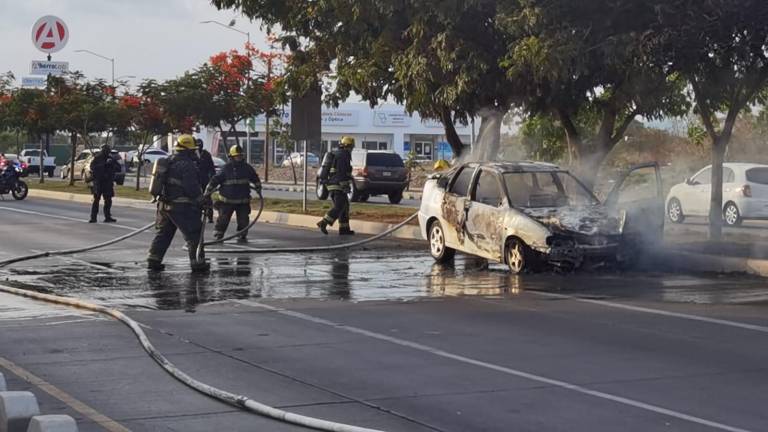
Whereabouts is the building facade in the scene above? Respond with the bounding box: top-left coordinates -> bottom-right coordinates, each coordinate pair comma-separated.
199,102 -> 473,164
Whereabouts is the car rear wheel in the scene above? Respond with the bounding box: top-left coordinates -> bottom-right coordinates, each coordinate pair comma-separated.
667,198 -> 685,224
359,194 -> 369,203
505,238 -> 531,275
348,182 -> 361,202
388,191 -> 403,204
429,221 -> 455,262
46,167 -> 54,177
723,202 -> 742,226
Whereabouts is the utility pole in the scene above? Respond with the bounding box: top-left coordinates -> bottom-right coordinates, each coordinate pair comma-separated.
264,57 -> 272,183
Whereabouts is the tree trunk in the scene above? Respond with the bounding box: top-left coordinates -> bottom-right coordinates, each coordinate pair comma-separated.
68,132 -> 77,186
471,107 -> 505,162
439,108 -> 464,159
708,137 -> 726,240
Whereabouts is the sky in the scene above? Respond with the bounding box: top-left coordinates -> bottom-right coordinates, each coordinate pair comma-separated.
0,0 -> 273,85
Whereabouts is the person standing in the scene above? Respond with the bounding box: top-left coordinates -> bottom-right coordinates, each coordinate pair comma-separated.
317,136 -> 355,235
146,135 -> 210,272
205,145 -> 262,242
196,138 -> 216,223
89,144 -> 118,223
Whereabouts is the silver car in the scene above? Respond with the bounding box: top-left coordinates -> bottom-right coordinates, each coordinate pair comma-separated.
418,161 -> 664,273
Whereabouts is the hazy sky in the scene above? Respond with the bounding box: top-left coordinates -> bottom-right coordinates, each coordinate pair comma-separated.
0,0 -> 273,85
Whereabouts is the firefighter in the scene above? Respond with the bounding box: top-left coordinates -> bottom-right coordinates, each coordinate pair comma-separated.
317,136 -> 355,235
146,134 -> 210,272
89,144 -> 119,223
196,138 -> 216,223
205,145 -> 262,242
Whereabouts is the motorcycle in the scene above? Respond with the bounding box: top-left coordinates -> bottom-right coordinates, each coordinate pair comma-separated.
0,161 -> 29,200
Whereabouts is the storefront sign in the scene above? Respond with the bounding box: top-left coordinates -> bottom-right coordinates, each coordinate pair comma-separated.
21,76 -> 47,88
374,110 -> 411,127
30,60 -> 68,76
322,109 -> 358,126
421,118 -> 444,128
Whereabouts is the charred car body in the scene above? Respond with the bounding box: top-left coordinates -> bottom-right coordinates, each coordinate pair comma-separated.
418,161 -> 664,273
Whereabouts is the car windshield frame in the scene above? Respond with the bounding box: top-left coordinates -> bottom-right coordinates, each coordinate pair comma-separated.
502,170 -> 599,209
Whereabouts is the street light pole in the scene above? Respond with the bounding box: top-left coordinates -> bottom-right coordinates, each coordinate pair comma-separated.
75,49 -> 115,84
200,20 -> 250,45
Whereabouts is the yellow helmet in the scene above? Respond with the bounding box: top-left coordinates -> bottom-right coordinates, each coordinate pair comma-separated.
229,145 -> 244,157
433,159 -> 450,171
340,136 -> 355,149
175,134 -> 197,151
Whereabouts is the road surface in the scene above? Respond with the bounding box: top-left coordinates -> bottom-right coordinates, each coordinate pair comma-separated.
0,198 -> 767,431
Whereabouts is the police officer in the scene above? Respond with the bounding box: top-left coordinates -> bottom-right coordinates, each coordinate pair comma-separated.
205,145 -> 262,242
196,138 -> 216,223
317,136 -> 355,235
146,134 -> 210,272
89,144 -> 119,223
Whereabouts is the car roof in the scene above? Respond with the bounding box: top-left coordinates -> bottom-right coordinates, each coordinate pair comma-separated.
461,161 -> 562,173
697,163 -> 768,171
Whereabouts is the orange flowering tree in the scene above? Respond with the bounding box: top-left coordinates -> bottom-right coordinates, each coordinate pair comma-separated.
194,46 -> 279,148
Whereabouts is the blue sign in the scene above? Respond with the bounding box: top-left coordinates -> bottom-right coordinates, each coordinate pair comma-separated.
436,142 -> 453,160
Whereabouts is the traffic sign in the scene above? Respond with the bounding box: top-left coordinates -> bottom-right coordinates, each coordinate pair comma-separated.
21,77 -> 47,88
30,61 -> 68,76
31,15 -> 69,54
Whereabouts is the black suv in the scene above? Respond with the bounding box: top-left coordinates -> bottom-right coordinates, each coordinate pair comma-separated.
317,150 -> 409,204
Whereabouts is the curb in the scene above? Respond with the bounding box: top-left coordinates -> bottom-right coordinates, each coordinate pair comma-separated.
654,248 -> 768,278
260,184 -> 423,200
28,189 -> 424,242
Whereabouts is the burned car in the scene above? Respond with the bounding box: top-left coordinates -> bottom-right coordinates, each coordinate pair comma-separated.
418,161 -> 664,273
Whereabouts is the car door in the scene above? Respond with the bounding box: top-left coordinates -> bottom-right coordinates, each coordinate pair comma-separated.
440,166 -> 477,252
685,167 -> 712,215
465,169 -> 507,261
605,162 -> 665,246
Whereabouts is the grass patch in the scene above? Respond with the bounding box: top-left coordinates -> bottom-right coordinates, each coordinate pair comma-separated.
29,181 -> 417,225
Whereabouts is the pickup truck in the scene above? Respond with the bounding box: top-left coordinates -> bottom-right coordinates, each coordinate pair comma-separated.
20,149 -> 56,177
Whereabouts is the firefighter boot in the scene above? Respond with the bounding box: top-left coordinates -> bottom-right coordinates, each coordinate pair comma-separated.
317,219 -> 329,235
147,260 -> 165,272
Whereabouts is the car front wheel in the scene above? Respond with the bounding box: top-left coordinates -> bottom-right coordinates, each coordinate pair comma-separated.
723,202 -> 742,226
388,191 -> 404,204
429,221 -> 455,262
505,238 -> 530,275
667,198 -> 685,224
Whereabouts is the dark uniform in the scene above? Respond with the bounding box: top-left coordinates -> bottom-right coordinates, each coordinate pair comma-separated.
147,149 -> 209,272
207,159 -> 262,241
319,147 -> 354,234
89,147 -> 119,223
197,143 -> 216,223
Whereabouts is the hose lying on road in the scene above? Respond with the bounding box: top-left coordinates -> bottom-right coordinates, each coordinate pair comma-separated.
205,212 -> 419,254
0,283 -> 384,432
0,222 -> 156,268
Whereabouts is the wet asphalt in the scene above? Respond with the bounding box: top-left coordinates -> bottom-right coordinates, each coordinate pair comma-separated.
0,198 -> 767,431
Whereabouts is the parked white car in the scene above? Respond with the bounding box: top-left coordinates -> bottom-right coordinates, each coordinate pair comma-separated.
20,149 -> 56,177
132,148 -> 168,166
418,161 -> 664,273
666,163 -> 768,226
61,149 -> 126,185
282,152 -> 319,167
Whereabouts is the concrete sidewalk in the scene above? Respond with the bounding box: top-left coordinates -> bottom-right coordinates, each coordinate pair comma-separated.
27,188 -> 768,277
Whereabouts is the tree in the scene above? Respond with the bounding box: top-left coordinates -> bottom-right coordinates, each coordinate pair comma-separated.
209,0 -> 514,159
120,80 -> 172,190
652,0 -> 768,239
500,0 -> 689,188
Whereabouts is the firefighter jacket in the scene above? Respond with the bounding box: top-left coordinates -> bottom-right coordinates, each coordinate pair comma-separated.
326,149 -> 352,192
89,151 -> 118,186
164,151 -> 203,205
207,160 -> 261,204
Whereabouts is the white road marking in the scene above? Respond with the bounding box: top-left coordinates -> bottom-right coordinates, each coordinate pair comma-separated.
531,291 -> 768,334
0,356 -> 131,432
0,206 -> 139,231
238,300 -> 752,432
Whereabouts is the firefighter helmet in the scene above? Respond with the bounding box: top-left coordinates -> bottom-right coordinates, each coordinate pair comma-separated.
175,134 -> 197,151
340,136 -> 355,149
229,145 -> 244,157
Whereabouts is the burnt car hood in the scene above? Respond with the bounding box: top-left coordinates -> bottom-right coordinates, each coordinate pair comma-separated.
522,206 -> 622,236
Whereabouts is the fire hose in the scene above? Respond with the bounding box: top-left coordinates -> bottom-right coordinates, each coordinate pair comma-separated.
0,193 -> 419,431
0,283 -> 383,432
